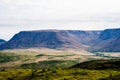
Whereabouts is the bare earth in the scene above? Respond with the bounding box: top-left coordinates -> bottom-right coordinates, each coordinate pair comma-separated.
0,48 -> 109,68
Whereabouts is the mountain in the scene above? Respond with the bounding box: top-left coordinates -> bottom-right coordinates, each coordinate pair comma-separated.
0,28 -> 120,52
0,39 -> 6,45
0,30 -> 100,50
92,28 -> 120,52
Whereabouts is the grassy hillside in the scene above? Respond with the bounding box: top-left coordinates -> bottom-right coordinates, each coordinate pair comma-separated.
20,60 -> 78,69
71,59 -> 120,70
0,59 -> 120,80
0,52 -> 36,63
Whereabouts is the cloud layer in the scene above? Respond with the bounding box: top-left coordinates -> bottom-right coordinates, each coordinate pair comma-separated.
0,0 -> 120,40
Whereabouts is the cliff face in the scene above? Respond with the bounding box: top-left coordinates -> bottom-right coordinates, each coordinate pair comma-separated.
0,28 -> 120,52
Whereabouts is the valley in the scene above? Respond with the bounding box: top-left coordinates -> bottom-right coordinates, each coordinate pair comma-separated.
0,48 -> 104,68
0,47 -> 119,70
0,28 -> 120,80
0,0 -> 120,79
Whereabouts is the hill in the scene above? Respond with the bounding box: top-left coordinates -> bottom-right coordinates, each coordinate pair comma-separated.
71,59 -> 120,70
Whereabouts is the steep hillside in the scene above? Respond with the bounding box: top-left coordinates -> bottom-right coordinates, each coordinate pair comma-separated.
0,30 -> 100,50
0,28 -> 120,52
92,28 -> 120,52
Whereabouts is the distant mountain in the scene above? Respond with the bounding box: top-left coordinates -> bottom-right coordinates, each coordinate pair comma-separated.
92,28 -> 120,52
0,30 -> 100,49
0,28 -> 120,52
0,39 -> 6,45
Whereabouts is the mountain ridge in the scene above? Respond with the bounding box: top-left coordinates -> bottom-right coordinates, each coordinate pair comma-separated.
0,28 -> 120,52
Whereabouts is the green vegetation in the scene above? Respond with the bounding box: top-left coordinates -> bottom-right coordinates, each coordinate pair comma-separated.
20,60 -> 78,69
99,74 -> 120,80
0,52 -> 36,63
71,59 -> 120,70
0,59 -> 119,80
0,68 -> 120,80
0,48 -> 104,68
0,49 -> 120,80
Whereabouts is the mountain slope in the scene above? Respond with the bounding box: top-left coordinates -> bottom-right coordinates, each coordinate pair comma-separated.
0,39 -> 6,45
0,30 -> 100,50
0,28 -> 120,52
92,28 -> 120,52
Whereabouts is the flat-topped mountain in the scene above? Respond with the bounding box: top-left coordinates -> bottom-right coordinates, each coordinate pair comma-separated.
0,28 -> 120,52
0,30 -> 100,49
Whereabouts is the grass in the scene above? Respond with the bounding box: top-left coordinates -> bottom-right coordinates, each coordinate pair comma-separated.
0,68 -> 120,80
0,48 -> 120,80
71,59 -> 120,70
0,48 -> 104,68
0,52 -> 36,63
20,60 -> 78,69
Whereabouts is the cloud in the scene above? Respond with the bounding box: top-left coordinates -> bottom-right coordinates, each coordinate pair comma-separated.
0,0 -> 120,40
0,0 -> 120,20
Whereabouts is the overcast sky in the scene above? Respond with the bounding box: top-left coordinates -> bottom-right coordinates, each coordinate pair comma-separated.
0,0 -> 120,40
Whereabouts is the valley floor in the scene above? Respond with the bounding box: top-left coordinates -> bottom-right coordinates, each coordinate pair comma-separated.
0,48 -> 103,68
0,48 -> 120,80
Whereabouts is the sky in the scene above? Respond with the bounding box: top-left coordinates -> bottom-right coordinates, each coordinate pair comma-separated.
0,0 -> 120,40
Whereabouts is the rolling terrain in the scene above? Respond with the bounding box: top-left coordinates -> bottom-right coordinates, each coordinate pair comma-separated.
0,48 -> 119,69
0,59 -> 119,80
0,48 -> 103,68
